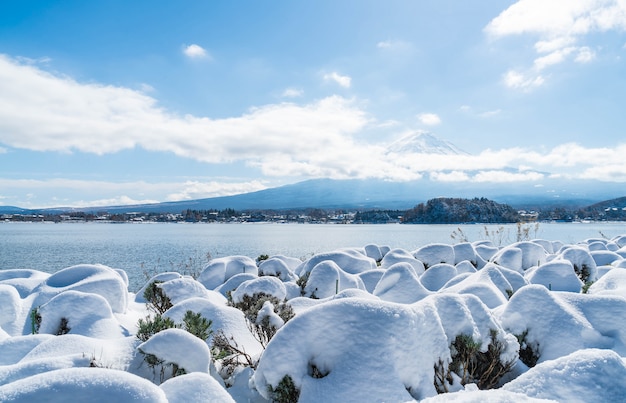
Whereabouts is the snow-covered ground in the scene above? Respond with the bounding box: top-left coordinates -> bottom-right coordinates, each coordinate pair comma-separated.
2,235 -> 626,402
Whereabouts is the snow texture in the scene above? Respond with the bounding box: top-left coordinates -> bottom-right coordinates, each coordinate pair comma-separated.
2,233 -> 626,402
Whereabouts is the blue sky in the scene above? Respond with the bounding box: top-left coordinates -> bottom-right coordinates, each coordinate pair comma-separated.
1,0 -> 626,208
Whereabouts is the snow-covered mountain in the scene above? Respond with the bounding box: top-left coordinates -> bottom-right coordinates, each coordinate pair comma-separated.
385,131 -> 469,155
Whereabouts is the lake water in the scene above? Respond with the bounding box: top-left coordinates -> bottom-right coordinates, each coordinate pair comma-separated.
1,221 -> 625,291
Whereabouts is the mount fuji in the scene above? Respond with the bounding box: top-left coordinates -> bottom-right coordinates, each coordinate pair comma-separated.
385,131 -> 469,155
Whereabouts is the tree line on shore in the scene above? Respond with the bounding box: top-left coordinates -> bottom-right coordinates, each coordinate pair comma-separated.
3,196 -> 625,223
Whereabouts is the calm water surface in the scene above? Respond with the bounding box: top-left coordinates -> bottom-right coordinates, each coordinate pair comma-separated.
1,222 -> 625,291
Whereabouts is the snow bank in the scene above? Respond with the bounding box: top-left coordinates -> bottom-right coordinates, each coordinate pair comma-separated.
0,367 -> 167,402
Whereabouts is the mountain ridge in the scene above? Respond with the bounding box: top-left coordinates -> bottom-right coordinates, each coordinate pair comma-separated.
1,177 -> 623,215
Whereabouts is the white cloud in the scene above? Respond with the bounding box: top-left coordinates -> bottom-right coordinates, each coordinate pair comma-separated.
183,44 -> 210,59
323,72 -> 351,88
376,40 -> 413,51
575,46 -> 596,63
430,171 -> 470,182
165,180 -> 267,201
478,109 -> 502,118
0,55 -> 367,168
0,177 -> 270,208
503,70 -> 545,90
486,0 -> 626,87
281,87 -> 303,98
472,170 -> 544,183
534,47 -> 575,70
417,113 -> 441,126
2,54 -> 626,193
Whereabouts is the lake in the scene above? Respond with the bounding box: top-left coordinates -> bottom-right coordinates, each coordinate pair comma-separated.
1,221 -> 625,291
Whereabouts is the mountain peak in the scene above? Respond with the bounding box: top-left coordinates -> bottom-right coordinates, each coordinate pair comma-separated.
385,131 -> 469,155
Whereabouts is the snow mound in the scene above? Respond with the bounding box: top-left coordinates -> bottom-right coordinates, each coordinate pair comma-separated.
31,264 -> 128,314
0,269 -> 50,298
0,367 -> 167,402
214,273 -> 257,297
499,285 -> 626,362
453,242 -> 478,265
163,297 -> 262,356
135,272 -> 182,303
295,249 -> 377,276
231,276 -> 287,303
503,349 -> 626,402
557,246 -> 597,282
380,248 -> 425,274
38,290 -> 125,338
157,277 -> 215,305
0,334 -> 54,365
525,260 -> 583,292
160,372 -> 235,403
587,268 -> 626,297
0,285 -> 22,336
138,328 -> 211,374
198,256 -> 258,290
590,250 -> 622,266
254,294 -> 517,402
258,257 -> 297,282
373,262 -> 431,303
420,263 -> 458,291
421,388 -> 556,402
413,243 -> 455,267
364,243 -> 384,262
357,269 -> 386,293
303,260 -> 365,298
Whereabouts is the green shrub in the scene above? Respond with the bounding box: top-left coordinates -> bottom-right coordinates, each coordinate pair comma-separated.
435,330 -> 516,393
143,280 -> 173,315
56,317 -> 71,335
182,310 -> 213,341
267,374 -> 300,403
136,314 -> 178,342
230,292 -> 295,348
515,330 -> 540,368
257,254 -> 270,265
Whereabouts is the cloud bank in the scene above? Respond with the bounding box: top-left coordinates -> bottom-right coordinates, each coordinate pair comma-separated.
1,53 -> 625,207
